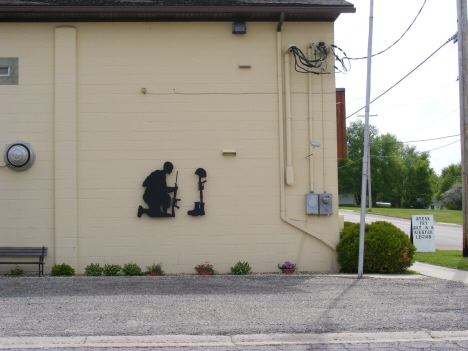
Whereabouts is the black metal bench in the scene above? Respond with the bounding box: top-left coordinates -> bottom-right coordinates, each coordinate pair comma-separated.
0,247 -> 47,276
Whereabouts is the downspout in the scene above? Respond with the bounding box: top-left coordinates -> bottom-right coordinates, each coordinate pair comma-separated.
284,50 -> 294,186
276,14 -> 336,251
307,45 -> 314,193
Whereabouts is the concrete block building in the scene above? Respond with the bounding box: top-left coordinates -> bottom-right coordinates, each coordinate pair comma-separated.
0,0 -> 355,274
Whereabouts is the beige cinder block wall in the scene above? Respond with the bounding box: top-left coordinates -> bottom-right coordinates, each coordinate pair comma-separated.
0,21 -> 339,274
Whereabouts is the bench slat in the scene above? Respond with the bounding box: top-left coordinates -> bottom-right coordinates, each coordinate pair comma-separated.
0,261 -> 44,264
0,247 -> 47,256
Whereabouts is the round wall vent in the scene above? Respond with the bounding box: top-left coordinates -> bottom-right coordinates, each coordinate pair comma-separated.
4,141 -> 36,171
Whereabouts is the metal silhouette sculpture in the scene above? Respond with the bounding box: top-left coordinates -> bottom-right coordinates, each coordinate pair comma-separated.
138,161 -> 180,218
188,168 -> 207,217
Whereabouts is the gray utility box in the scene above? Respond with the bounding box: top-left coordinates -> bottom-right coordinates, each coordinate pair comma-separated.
306,193 -> 332,215
319,193 -> 332,215
306,193 -> 319,215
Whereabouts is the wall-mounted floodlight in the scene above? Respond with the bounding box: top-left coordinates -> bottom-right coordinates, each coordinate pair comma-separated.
232,22 -> 246,34
4,140 -> 36,171
305,141 -> 321,158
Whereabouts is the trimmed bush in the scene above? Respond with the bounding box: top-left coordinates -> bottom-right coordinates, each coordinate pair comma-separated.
51,263 -> 75,276
337,221 -> 416,274
122,262 -> 143,276
84,263 -> 103,276
230,261 -> 252,275
103,264 -> 121,276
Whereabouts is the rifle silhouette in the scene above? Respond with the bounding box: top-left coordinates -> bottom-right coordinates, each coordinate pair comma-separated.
171,171 -> 180,217
188,168 -> 206,216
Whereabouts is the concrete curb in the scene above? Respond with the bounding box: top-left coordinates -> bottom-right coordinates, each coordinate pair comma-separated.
2,331 -> 468,349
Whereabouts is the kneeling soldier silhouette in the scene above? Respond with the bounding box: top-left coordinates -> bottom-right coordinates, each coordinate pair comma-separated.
138,161 -> 179,218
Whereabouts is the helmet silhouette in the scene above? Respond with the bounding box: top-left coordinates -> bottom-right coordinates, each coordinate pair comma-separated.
194,168 -> 206,178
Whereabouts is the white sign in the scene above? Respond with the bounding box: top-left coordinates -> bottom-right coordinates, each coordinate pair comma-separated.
411,215 -> 436,252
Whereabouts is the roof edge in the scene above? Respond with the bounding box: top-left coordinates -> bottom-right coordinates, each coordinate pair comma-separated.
0,5 -> 356,14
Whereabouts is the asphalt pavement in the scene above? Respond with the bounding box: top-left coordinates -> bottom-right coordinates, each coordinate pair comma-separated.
1,271 -> 468,350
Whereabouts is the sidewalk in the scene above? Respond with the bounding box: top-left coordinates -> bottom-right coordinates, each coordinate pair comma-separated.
411,261 -> 468,284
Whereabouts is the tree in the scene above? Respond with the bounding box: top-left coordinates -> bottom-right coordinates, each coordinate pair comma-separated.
400,147 -> 433,209
338,120 -> 378,205
437,163 -> 462,200
369,133 -> 404,206
440,182 -> 463,210
338,122 -> 434,208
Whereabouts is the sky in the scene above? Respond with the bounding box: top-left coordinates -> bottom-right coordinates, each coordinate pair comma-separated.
334,0 -> 460,175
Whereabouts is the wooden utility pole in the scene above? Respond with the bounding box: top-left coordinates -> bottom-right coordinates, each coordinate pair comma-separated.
457,0 -> 468,257
358,114 -> 377,211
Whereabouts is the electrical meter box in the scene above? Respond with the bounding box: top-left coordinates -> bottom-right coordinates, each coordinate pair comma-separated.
306,193 -> 319,215
319,193 -> 332,215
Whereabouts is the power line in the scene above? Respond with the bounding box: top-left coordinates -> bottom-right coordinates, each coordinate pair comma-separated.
423,139 -> 460,153
340,140 -> 461,166
348,134 -> 459,146
372,134 -> 460,145
338,158 -> 361,169
348,0 -> 427,60
346,35 -> 456,120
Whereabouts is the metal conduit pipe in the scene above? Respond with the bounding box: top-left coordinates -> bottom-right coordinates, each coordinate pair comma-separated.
276,25 -> 336,251
284,50 -> 294,186
308,46 -> 314,193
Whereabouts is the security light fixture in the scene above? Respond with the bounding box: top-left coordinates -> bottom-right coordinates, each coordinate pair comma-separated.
305,141 -> 321,158
310,141 -> 321,147
232,22 -> 246,34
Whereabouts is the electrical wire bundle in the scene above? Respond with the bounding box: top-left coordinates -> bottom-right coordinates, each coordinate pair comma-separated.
289,43 -> 350,75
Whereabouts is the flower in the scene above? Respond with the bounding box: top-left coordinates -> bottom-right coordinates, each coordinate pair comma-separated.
277,261 -> 296,270
194,262 -> 214,272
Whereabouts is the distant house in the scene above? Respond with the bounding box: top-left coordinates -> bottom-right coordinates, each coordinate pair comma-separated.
428,198 -> 443,210
339,194 -> 356,206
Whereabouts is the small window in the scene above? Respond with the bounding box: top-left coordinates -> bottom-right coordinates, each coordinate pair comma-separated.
0,67 -> 10,77
0,58 -> 18,85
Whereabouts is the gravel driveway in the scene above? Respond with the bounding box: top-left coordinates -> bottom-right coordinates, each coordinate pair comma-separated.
1,275 -> 467,338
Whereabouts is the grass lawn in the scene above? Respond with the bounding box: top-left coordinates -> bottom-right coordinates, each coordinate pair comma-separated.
339,206 -> 462,225
414,250 -> 468,271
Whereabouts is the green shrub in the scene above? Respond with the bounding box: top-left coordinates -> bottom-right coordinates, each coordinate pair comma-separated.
51,263 -> 75,276
103,264 -> 121,276
122,262 -> 142,276
337,221 -> 416,274
10,266 -> 23,276
340,221 -> 356,239
230,261 -> 252,275
146,262 -> 164,275
84,263 -> 103,276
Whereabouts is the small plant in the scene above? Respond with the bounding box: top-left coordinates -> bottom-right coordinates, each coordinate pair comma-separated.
147,262 -> 164,276
51,263 -> 75,276
277,261 -> 296,270
230,261 -> 252,275
84,263 -> 104,276
122,262 -> 143,276
103,264 -> 121,276
10,266 -> 23,276
195,262 -> 215,275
